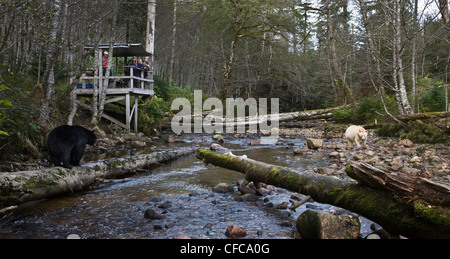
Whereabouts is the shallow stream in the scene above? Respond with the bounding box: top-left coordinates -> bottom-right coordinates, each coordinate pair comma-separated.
0,134 -> 375,239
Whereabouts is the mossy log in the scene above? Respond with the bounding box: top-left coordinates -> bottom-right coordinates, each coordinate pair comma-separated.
396,111 -> 450,121
0,147 -> 198,209
196,148 -> 450,238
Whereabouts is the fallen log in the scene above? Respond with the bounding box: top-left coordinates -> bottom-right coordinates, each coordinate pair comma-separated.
0,147 -> 198,209
166,106 -> 347,131
196,148 -> 450,238
396,111 -> 450,121
347,162 -> 450,207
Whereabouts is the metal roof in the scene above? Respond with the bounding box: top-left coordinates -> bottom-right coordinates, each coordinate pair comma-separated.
85,43 -> 151,57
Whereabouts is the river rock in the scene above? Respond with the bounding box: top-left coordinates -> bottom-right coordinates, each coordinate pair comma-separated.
166,135 -> 183,143
293,146 -> 309,154
144,208 -> 166,220
212,134 -> 224,143
241,193 -> 259,202
210,143 -> 228,151
329,151 -> 340,158
225,225 -> 247,238
250,140 -> 262,146
131,140 -> 147,148
274,202 -> 288,209
306,138 -> 324,150
296,210 -> 361,239
398,139 -> 414,147
238,184 -> 256,195
212,183 -> 234,193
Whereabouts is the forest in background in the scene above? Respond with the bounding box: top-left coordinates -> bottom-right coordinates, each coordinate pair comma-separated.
0,0 -> 449,160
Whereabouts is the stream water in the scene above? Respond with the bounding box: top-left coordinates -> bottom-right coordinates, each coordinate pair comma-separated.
0,133 -> 375,239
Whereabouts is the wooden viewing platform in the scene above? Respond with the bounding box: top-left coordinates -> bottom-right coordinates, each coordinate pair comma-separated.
73,43 -> 154,133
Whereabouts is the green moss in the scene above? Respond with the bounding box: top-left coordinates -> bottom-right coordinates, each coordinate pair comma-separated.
413,202 -> 450,227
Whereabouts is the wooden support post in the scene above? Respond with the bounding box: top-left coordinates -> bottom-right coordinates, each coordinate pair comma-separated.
126,93 -> 131,133
130,68 -> 134,89
98,49 -> 103,101
134,96 -> 138,133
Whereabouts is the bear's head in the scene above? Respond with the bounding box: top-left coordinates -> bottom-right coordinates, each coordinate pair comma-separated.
86,130 -> 97,145
358,128 -> 368,140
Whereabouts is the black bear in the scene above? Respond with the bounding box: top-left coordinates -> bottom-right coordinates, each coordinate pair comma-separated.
47,125 -> 97,169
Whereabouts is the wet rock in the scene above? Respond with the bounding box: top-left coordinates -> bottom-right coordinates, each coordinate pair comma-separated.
238,184 -> 256,195
225,225 -> 247,238
165,222 -> 175,228
131,140 -> 146,148
157,201 -> 172,209
293,146 -> 310,154
188,191 -> 200,197
241,193 -> 259,202
144,208 -> 166,220
264,184 -> 276,192
166,135 -> 183,143
212,183 -> 235,193
210,143 -> 228,151
255,187 -> 271,196
274,202 -> 288,210
153,224 -> 163,230
280,220 -> 292,227
212,134 -> 224,143
296,210 -> 361,239
306,138 -> 324,150
204,223 -> 213,229
291,192 -> 308,201
250,140 -> 262,146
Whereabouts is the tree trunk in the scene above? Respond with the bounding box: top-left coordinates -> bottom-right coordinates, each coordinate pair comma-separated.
90,48 -> 100,125
196,149 -> 450,239
357,0 -> 386,96
325,4 -> 355,105
0,147 -> 198,209
95,42 -> 114,125
438,0 -> 450,28
145,0 -> 156,65
168,0 -> 177,83
393,0 -> 413,115
220,33 -> 239,100
38,0 -> 62,128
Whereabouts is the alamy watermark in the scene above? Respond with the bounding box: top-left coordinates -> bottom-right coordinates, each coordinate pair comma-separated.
170,90 -> 279,144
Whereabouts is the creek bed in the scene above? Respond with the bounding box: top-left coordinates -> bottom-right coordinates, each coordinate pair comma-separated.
0,133 -> 375,239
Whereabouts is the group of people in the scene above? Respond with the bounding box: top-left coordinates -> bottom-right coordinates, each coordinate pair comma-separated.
124,56 -> 150,79
101,51 -> 150,79
101,51 -> 150,88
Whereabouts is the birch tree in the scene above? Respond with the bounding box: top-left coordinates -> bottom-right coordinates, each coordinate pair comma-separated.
38,0 -> 62,128
393,0 -> 413,115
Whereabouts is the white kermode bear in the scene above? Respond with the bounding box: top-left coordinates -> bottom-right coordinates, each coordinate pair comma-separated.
345,125 -> 368,149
